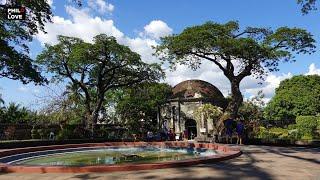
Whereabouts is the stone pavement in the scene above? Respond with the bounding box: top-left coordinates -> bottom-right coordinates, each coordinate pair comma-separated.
0,145 -> 319,180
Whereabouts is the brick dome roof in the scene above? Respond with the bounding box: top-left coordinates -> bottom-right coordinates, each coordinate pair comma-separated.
172,79 -> 225,99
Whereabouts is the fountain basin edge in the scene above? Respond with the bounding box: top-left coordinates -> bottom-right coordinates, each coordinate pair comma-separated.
0,141 -> 242,173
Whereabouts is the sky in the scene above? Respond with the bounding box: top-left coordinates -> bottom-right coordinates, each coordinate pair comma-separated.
1,0 -> 320,109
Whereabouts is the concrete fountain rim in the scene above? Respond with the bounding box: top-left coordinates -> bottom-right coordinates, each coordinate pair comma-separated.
0,141 -> 242,173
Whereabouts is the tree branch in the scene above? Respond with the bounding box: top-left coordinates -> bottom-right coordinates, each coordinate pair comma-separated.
190,51 -> 227,72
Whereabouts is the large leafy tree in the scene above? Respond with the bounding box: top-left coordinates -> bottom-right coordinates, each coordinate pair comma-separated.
37,34 -> 164,134
0,0 -> 51,84
194,104 -> 223,135
155,21 -> 316,119
239,91 -> 265,122
297,0 -> 317,14
264,75 -> 320,121
115,82 -> 172,133
0,102 -> 35,124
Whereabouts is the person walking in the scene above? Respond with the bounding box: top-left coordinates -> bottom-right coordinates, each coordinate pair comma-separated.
236,119 -> 245,145
224,118 -> 234,144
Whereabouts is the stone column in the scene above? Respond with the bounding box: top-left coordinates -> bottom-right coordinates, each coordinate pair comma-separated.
157,106 -> 161,130
171,106 -> 176,132
177,100 -> 181,132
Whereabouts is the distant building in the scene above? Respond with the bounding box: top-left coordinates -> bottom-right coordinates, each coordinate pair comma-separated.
159,80 -> 227,140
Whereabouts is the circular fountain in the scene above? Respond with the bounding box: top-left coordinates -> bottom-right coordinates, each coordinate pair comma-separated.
0,142 -> 241,173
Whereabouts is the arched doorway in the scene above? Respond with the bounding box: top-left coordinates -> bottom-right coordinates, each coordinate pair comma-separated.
185,119 -> 197,140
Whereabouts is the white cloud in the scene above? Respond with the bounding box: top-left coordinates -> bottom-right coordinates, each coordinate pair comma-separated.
164,61 -> 230,95
243,73 -> 292,103
36,6 -> 124,45
35,6 -> 165,65
0,0 -> 6,5
122,37 -> 158,64
33,89 -> 41,94
17,86 -> 40,94
305,63 -> 320,75
88,0 -> 114,14
34,4 -> 318,105
141,20 -> 173,40
47,0 -> 53,7
18,86 -> 29,92
164,60 -> 295,104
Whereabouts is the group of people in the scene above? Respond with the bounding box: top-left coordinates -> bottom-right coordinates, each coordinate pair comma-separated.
146,117 -> 245,144
146,128 -> 176,141
224,117 -> 245,145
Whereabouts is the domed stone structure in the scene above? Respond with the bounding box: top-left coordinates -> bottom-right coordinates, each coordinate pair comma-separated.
159,80 -> 227,141
171,80 -> 227,107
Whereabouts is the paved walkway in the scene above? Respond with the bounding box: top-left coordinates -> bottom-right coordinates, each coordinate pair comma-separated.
0,145 -> 319,180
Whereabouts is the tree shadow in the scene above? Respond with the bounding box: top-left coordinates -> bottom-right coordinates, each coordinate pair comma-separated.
77,150 -> 274,180
261,146 -> 320,165
161,152 -> 274,180
72,173 -> 101,179
66,146 -> 320,179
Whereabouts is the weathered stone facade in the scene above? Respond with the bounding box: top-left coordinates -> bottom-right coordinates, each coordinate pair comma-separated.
159,80 -> 227,140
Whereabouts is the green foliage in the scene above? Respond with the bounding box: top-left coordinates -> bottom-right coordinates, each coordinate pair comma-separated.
256,126 -> 271,139
155,21 -> 315,118
296,116 -> 318,137
256,126 -> 289,139
0,102 -> 37,124
115,82 -> 172,134
56,126 -> 74,140
4,126 -> 16,140
297,0 -> 317,14
269,127 -> 289,139
37,129 -> 45,139
255,116 -> 319,141
155,21 -> 315,77
239,91 -> 265,122
37,34 -> 164,129
316,115 -> 320,129
265,75 -> 320,120
0,0 -> 51,84
31,127 -> 39,139
194,104 -> 223,133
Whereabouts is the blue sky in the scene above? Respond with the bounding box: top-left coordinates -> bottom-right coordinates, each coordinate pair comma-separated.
1,0 -> 320,109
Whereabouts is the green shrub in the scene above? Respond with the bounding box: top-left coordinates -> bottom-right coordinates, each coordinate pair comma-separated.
57,127 -> 74,140
31,127 -> 39,139
296,116 -> 317,138
256,126 -> 277,139
269,127 -> 289,139
287,124 -> 297,130
37,129 -> 45,139
301,134 -> 313,140
288,129 -> 300,139
4,126 -> 16,140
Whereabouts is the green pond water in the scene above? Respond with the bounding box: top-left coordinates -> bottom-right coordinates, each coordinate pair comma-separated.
14,147 -> 216,166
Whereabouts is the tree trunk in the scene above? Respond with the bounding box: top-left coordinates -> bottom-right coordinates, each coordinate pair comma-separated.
226,80 -> 243,119
90,92 -> 105,138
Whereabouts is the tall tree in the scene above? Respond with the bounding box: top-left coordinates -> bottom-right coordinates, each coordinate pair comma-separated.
37,34 -> 164,135
239,91 -> 265,122
115,82 -> 172,133
264,75 -> 320,121
155,21 -> 316,119
297,0 -> 317,14
0,0 -> 52,84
